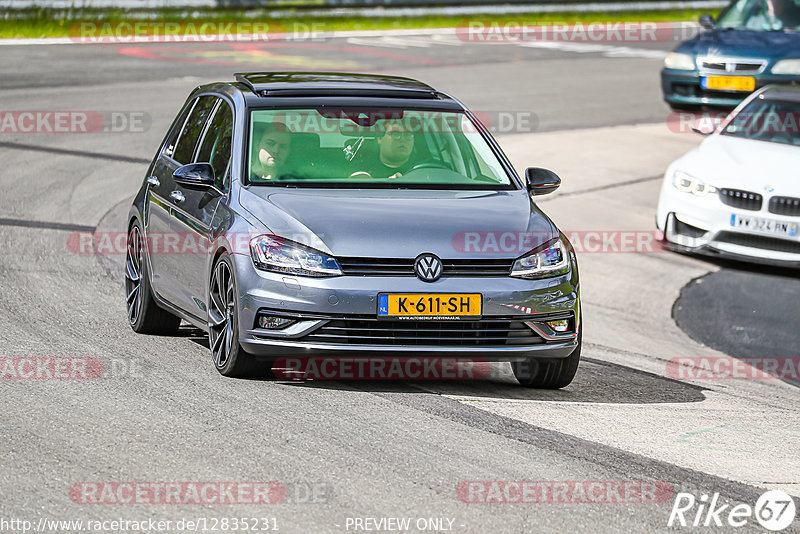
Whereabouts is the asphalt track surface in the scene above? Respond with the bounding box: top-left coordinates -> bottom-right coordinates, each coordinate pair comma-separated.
0,30 -> 799,533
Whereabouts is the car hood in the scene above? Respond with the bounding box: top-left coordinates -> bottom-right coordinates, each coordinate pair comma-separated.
676,28 -> 800,61
238,188 -> 557,258
674,134 -> 800,194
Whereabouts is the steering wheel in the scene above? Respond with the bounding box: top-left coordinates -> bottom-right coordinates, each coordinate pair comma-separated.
408,160 -> 449,172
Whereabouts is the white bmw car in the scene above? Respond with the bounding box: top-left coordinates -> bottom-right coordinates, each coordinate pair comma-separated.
657,85 -> 800,267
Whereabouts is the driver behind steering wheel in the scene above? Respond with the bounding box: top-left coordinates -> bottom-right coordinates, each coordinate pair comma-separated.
349,119 -> 415,179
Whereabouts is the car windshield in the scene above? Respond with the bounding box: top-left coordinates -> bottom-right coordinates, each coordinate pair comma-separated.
721,97 -> 800,146
247,108 -> 516,189
715,0 -> 800,30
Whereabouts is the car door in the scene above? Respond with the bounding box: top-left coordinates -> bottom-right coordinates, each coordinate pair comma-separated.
146,94 -> 217,309
169,98 -> 233,319
145,99 -> 194,302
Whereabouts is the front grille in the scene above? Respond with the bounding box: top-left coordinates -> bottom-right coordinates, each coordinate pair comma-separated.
700,59 -> 766,73
718,188 -> 763,211
715,231 -> 800,254
338,257 -> 513,277
769,196 -> 800,217
303,316 -> 545,346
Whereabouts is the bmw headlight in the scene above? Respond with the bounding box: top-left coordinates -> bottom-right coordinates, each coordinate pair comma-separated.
250,234 -> 342,277
672,170 -> 717,196
772,59 -> 800,75
664,52 -> 696,70
511,239 -> 570,279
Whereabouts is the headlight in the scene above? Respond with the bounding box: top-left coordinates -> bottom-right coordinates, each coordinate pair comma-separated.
672,170 -> 717,196
772,59 -> 800,75
664,52 -> 696,70
250,234 -> 342,277
511,239 -> 570,279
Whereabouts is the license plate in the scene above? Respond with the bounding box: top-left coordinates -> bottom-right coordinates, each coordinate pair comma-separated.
377,293 -> 482,320
730,214 -> 797,236
701,76 -> 755,92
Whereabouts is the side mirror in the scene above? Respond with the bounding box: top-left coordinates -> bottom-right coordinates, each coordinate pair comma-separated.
525,167 -> 561,196
699,14 -> 714,29
173,162 -> 215,190
690,115 -> 723,136
691,124 -> 714,136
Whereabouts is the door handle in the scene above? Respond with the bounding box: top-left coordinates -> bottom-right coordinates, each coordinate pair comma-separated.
146,176 -> 160,187
170,190 -> 185,203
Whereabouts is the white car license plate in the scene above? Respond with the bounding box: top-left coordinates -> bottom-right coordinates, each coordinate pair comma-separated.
730,214 -> 798,237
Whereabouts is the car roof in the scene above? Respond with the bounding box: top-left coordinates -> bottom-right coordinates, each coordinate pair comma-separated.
761,84 -> 800,103
235,72 -> 437,96
203,71 -> 465,111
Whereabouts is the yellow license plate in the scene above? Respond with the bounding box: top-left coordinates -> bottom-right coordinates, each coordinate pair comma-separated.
702,76 -> 755,92
377,293 -> 482,319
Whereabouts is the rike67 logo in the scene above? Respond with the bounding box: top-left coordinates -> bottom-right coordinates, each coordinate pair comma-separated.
669,490 -> 796,531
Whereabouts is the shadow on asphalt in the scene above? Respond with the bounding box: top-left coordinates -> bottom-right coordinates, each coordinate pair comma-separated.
671,251 -> 800,388
179,322 -> 707,403
267,358 -> 707,405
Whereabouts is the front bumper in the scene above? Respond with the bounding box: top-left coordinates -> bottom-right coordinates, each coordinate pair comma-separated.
657,185 -> 800,267
231,252 -> 580,360
661,69 -> 799,108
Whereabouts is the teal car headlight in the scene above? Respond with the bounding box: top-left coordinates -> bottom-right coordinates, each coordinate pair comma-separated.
664,52 -> 696,70
250,234 -> 343,277
772,59 -> 800,75
672,170 -> 717,196
511,239 -> 570,279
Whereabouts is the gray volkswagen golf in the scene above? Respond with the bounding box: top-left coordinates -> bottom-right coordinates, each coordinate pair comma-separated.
125,72 -> 581,388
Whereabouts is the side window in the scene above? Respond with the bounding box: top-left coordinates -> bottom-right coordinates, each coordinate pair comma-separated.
196,101 -> 233,190
172,95 -> 217,165
163,100 -> 195,159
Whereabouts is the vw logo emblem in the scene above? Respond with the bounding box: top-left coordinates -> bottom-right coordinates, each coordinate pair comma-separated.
765,185 -> 775,193
414,253 -> 443,282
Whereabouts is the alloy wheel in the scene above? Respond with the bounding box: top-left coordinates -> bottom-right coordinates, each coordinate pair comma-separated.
208,260 -> 236,369
124,226 -> 143,326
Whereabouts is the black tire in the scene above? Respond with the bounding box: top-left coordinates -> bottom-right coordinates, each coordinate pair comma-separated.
208,254 -> 258,378
512,324 -> 582,389
125,221 -> 182,335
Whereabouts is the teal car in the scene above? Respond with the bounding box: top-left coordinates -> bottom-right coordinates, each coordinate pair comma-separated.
661,0 -> 800,109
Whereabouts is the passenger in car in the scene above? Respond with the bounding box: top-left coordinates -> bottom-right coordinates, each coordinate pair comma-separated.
251,122 -> 291,181
349,120 -> 416,179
